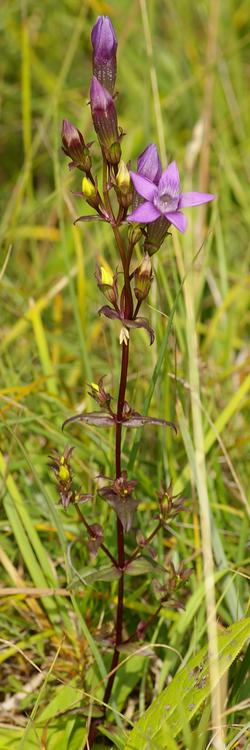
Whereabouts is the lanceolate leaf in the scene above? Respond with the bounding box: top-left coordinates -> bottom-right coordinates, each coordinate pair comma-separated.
122,414 -> 177,432
62,411 -> 115,430
126,556 -> 163,576
124,617 -> 250,750
70,564 -> 121,586
63,411 -> 176,432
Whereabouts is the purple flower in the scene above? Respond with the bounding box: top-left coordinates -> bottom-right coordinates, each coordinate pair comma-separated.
90,76 -> 120,163
91,16 -> 117,94
137,143 -> 162,183
128,160 -> 214,233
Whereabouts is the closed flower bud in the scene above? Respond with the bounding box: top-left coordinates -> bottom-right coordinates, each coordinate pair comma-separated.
134,253 -> 153,301
95,265 -> 118,306
91,15 -> 117,94
116,161 -> 130,194
61,119 -> 91,172
82,176 -> 96,200
90,77 -> 119,161
100,266 -> 113,286
59,464 -> 70,482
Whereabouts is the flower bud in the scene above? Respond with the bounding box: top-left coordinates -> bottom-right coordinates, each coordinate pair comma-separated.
100,266 -> 113,286
61,119 -> 91,171
116,160 -> 133,206
90,77 -> 119,161
134,253 -> 153,301
91,15 -> 117,94
95,265 -> 118,306
116,161 -> 130,194
81,176 -> 96,200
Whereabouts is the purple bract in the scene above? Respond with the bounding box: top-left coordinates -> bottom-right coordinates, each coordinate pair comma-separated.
128,158 -> 214,233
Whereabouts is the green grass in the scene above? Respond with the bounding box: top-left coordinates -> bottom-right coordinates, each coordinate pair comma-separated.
1,0 -> 249,748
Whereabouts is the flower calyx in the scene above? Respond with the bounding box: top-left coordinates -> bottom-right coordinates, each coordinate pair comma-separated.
61,119 -> 92,172
134,253 -> 153,302
153,561 -> 192,610
157,482 -> 187,526
87,376 -> 112,410
90,77 -> 121,165
49,447 -> 74,508
49,447 -> 92,509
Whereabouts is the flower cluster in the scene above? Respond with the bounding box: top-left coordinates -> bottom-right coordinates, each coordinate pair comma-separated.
61,16 -> 214,255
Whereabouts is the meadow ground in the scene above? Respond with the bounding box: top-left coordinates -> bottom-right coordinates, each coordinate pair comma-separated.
1,0 -> 250,748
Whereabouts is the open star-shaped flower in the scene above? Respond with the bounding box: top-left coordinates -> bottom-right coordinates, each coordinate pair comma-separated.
128,160 -> 214,233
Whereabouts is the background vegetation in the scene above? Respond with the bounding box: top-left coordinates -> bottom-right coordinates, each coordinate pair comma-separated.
1,0 -> 249,748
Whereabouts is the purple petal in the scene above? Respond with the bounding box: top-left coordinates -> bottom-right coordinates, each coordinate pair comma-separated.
137,144 -> 162,184
90,76 -> 112,112
165,211 -> 188,233
130,172 -> 157,202
128,202 -> 161,224
158,161 -> 180,197
179,191 -> 215,208
91,16 -> 117,60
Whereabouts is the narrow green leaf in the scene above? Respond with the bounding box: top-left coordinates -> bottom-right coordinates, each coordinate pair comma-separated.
124,617 -> 250,750
70,564 -> 121,586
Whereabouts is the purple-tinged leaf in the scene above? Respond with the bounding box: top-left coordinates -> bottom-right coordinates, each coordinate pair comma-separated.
123,317 -> 155,345
100,487 -> 138,532
74,214 -> 108,224
87,523 -> 104,556
62,411 -> 115,430
99,308 -> 155,345
122,414 -> 177,432
98,305 -> 120,320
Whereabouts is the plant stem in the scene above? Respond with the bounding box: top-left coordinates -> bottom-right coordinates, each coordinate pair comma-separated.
103,340 -> 129,708
85,214 -> 132,750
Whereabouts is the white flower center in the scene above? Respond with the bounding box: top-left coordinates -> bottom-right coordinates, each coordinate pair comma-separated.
154,190 -> 179,214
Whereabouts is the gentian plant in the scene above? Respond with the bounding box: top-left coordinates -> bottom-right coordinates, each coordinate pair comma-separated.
52,14 -> 214,748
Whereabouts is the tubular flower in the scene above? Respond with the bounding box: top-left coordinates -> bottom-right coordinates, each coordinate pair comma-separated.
137,143 -> 162,183
90,76 -> 120,163
91,15 -> 117,94
131,143 -> 161,213
128,159 -> 214,233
